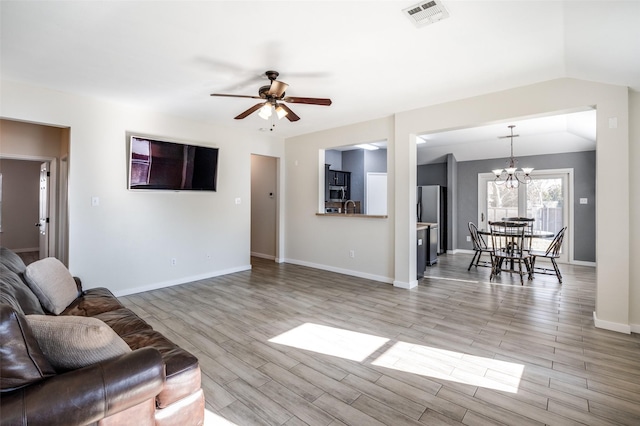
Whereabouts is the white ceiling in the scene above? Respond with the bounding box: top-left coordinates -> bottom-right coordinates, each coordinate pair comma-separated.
417,108 -> 597,164
1,1 -> 638,146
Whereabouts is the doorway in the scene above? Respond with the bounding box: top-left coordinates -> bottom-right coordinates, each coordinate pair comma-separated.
0,119 -> 69,265
250,154 -> 278,261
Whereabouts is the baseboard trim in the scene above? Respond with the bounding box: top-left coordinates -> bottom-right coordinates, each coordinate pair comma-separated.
251,252 -> 276,260
593,311 -> 631,334
283,258 -> 393,285
394,279 -> 418,289
113,264 -> 252,297
631,323 -> 640,334
453,249 -> 474,255
571,260 -> 596,267
11,247 -> 39,253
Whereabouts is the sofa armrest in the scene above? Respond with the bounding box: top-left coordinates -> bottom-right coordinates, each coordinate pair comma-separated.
73,276 -> 82,292
0,347 -> 165,426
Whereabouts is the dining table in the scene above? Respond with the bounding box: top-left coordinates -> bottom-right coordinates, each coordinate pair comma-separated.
477,228 -> 555,239
478,225 -> 555,276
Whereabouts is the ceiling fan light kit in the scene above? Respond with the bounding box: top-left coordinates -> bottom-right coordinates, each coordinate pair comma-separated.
210,70 -> 331,125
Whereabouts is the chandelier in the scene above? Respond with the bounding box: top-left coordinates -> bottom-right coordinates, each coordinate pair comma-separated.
492,125 -> 533,189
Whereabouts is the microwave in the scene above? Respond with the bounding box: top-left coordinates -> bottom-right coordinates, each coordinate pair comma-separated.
328,185 -> 346,201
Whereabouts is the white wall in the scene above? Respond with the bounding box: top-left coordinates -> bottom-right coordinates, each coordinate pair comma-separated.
285,117 -> 395,283
0,79 -> 284,296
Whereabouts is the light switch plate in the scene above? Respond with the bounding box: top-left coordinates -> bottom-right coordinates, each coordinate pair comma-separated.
91,196 -> 99,206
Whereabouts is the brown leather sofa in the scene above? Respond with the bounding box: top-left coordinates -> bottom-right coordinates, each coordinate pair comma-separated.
0,247 -> 204,426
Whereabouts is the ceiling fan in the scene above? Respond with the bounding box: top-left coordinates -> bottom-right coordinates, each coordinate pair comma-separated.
210,70 -> 331,122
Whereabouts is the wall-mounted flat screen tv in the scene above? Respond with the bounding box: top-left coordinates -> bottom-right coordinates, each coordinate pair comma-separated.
128,135 -> 219,191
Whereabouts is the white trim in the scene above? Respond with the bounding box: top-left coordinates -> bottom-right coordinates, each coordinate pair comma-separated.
571,260 -> 596,268
593,311 -> 631,334
112,265 -> 252,297
454,249 -> 475,255
630,323 -> 640,334
284,258 -> 393,285
394,279 -> 418,289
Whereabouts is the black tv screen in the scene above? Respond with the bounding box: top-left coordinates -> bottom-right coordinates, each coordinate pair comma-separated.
128,135 -> 219,191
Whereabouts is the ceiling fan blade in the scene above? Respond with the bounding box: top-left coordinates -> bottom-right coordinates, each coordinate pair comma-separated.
278,104 -> 300,122
211,93 -> 263,100
268,80 -> 288,97
234,103 -> 266,120
283,96 -> 332,106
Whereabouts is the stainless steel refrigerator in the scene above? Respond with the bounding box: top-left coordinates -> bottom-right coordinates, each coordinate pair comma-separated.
417,185 -> 447,256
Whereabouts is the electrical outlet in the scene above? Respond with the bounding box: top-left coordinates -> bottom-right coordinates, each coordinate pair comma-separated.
349,250 -> 355,258
467,236 -> 471,242
206,253 -> 212,261
171,258 -> 177,266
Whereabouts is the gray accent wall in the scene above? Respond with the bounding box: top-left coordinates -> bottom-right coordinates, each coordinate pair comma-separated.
343,149 -> 364,205
456,150 -> 596,262
417,151 -> 595,262
417,162 -> 447,187
325,149 -> 342,170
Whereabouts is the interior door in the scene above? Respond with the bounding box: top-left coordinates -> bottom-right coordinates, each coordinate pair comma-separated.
38,162 -> 49,258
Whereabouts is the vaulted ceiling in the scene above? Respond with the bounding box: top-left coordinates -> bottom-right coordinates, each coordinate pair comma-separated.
2,1 -> 638,144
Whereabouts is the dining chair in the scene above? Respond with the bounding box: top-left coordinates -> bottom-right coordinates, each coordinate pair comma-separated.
489,221 -> 533,285
467,222 -> 493,270
502,217 -> 535,251
530,226 -> 567,283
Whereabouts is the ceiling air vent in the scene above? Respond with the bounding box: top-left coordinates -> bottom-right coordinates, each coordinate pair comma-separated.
402,0 -> 450,28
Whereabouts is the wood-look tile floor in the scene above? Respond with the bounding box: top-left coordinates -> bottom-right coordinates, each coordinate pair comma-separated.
121,255 -> 640,426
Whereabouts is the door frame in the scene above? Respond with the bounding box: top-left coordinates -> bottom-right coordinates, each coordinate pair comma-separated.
478,168 -> 574,264
0,154 -> 59,260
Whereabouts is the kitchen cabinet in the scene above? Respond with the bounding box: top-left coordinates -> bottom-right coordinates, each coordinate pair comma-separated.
325,166 -> 351,201
417,227 -> 427,278
327,169 -> 350,187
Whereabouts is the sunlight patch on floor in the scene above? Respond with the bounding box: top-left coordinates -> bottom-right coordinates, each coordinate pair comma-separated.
372,341 -> 523,393
204,408 -> 237,425
268,322 -> 389,362
269,323 -> 524,393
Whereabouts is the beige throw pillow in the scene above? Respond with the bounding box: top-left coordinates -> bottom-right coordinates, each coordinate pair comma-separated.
24,257 -> 78,314
26,315 -> 132,371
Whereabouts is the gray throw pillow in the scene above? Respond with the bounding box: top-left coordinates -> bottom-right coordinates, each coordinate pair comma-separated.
0,247 -> 27,275
24,257 -> 78,315
0,305 -> 55,391
26,315 -> 132,371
